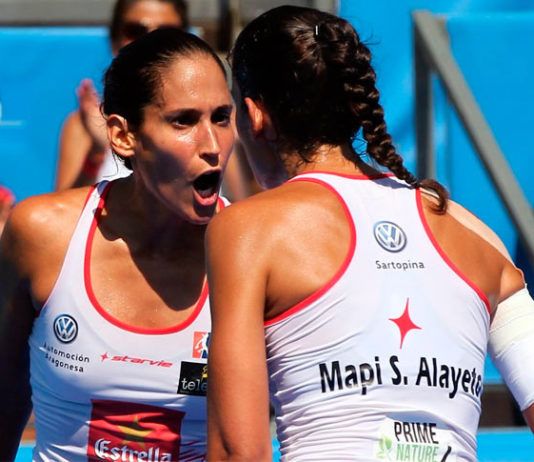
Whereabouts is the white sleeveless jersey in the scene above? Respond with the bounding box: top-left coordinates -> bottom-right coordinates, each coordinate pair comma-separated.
265,172 -> 490,462
29,181 -> 222,462
95,149 -> 131,183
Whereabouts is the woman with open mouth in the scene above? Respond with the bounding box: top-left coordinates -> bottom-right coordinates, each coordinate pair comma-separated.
0,27 -> 233,461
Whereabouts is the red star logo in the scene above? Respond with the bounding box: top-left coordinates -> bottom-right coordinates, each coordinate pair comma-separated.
389,298 -> 421,348
101,352 -> 109,362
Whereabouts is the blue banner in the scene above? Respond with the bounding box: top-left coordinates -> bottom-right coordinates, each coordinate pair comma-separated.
0,27 -> 111,200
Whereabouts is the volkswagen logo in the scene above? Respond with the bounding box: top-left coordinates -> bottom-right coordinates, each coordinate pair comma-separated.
374,221 -> 407,253
53,314 -> 78,344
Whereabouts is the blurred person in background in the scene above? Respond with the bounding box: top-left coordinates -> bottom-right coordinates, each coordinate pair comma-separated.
206,5 -> 534,461
56,0 -> 251,201
0,27 -> 233,461
55,0 -> 188,191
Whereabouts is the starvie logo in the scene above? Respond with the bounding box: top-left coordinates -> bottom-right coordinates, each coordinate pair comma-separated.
53,314 -> 78,344
374,221 -> 407,253
100,353 -> 173,368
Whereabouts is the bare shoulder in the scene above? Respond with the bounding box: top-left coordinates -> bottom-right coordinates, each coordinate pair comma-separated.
447,198 -> 512,258
420,192 -> 504,253
210,181 -> 344,242
420,192 -> 524,302
2,187 -> 92,275
207,178 -> 354,316
207,179 -> 351,287
421,192 -> 504,251
7,187 -> 90,239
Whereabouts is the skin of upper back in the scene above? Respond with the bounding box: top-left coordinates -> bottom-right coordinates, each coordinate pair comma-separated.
210,180 -> 524,323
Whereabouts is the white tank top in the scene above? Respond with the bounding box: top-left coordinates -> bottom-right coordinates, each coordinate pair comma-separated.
29,181 -> 221,462
95,149 -> 131,183
265,172 -> 490,462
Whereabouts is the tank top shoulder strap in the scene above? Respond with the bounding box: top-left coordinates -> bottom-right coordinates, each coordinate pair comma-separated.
39,181 -> 112,312
69,181 -> 111,252
288,171 -> 407,210
289,171 -> 395,182
218,195 -> 231,208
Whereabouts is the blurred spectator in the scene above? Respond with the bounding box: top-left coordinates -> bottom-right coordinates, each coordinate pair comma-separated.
55,0 -> 188,190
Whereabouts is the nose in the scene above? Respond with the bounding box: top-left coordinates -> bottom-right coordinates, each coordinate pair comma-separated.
199,123 -> 221,164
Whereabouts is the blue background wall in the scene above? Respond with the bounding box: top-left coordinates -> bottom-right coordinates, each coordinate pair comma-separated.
446,12 -> 534,278
0,11 -> 532,273
339,1 -> 534,277
0,27 -> 111,200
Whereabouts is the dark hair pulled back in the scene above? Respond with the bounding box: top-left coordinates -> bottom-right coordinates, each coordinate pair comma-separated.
231,5 -> 447,211
102,27 -> 225,169
109,0 -> 189,45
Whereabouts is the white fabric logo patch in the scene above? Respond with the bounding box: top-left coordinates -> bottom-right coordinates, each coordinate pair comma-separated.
374,221 -> 407,253
53,314 -> 78,344
375,417 -> 456,461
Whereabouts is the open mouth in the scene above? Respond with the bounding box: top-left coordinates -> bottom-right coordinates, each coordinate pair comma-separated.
193,171 -> 221,199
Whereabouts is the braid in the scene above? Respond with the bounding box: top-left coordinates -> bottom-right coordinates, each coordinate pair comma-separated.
316,21 -> 416,185
232,5 -> 449,212
342,38 -> 448,212
348,42 -> 416,184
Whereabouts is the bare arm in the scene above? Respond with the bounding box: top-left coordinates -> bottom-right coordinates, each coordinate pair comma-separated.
0,189 -> 85,457
489,285 -> 534,432
422,196 -> 534,427
56,80 -> 108,191
56,111 -> 95,190
485,227 -> 533,429
206,206 -> 272,461
0,207 -> 36,459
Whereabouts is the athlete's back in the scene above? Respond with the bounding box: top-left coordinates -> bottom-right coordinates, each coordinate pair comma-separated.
266,173 -> 492,461
206,5 -> 531,461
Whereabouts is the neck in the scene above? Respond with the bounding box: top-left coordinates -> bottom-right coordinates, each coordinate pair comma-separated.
282,143 -> 380,178
100,176 -> 206,256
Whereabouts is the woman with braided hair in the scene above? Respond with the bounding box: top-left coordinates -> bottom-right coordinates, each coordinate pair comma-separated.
206,5 -> 534,461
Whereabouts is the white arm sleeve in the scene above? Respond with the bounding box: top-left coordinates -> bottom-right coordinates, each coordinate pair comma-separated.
488,287 -> 534,411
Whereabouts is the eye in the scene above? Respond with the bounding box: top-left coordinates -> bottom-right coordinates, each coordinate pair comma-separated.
170,110 -> 200,127
212,106 -> 232,126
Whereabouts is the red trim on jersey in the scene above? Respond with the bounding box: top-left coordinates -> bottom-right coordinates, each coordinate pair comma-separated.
84,183 -> 209,335
217,196 -> 227,210
36,184 -> 98,317
83,184 -> 99,208
292,171 -> 393,180
264,178 -> 357,326
416,189 -> 491,315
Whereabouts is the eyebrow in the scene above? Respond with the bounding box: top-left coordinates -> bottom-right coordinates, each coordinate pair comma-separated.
164,104 -> 234,115
214,104 -> 234,112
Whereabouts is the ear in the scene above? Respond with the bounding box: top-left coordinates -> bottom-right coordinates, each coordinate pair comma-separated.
107,114 -> 136,160
243,97 -> 277,142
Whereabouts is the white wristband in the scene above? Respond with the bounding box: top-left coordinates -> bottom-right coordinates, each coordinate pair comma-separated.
489,287 -> 534,411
